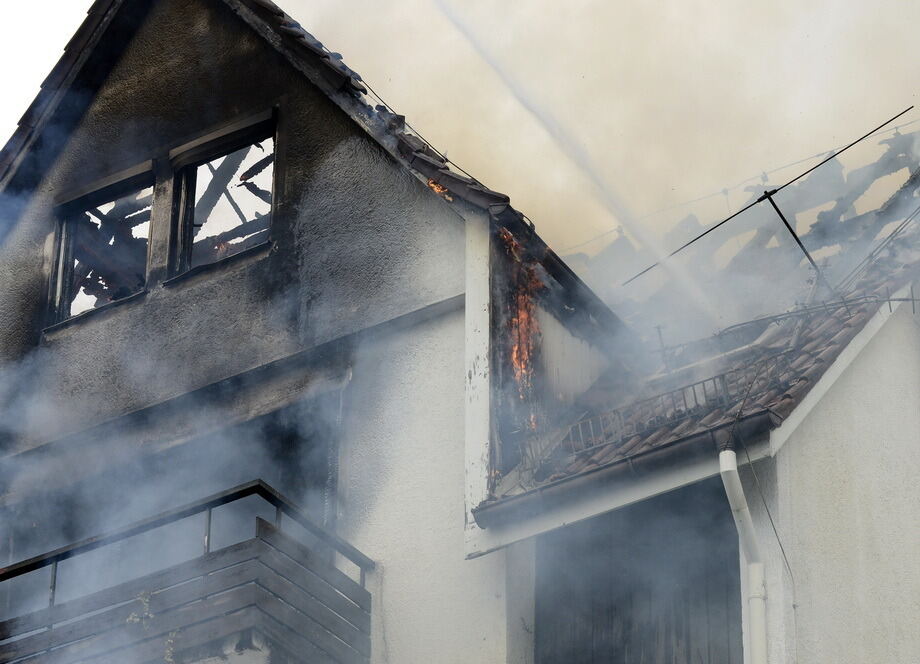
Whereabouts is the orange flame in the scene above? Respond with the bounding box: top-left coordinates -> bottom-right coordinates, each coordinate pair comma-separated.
427,178 -> 453,201
500,227 -> 543,432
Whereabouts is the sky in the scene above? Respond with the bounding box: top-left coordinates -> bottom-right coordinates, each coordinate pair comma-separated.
1,0 -> 918,257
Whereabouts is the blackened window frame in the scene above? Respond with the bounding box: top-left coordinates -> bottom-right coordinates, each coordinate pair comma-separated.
168,112 -> 277,278
47,162 -> 155,327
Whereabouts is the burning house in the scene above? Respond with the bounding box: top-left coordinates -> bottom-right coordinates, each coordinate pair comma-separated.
1,1 -> 919,663
0,0 -> 631,661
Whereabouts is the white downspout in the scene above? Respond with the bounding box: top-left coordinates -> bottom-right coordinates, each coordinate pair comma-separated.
720,449 -> 768,664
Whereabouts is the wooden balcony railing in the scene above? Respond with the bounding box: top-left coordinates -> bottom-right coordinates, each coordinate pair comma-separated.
0,480 -> 374,664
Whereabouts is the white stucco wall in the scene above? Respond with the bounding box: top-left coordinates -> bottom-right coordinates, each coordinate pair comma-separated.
747,302 -> 920,664
336,306 -> 513,664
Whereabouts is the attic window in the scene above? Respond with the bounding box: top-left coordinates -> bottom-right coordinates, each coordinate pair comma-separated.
172,120 -> 275,274
49,176 -> 153,323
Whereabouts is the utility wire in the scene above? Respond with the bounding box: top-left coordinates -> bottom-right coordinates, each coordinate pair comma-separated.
622,106 -> 914,286
622,196 -> 767,284
368,71 -> 918,288
836,200 -> 920,291
564,117 -> 920,254
762,192 -> 837,296
368,68 -> 917,275
362,80 -> 480,183
722,117 -> 920,194
773,107 -> 913,196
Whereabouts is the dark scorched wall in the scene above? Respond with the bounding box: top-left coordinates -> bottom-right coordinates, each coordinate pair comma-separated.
0,0 -> 464,450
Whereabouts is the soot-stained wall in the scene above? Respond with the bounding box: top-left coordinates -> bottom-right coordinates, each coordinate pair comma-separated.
0,0 -> 464,449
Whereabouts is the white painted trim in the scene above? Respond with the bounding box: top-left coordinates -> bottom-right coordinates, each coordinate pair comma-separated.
768,284 -> 909,455
464,210 -> 493,531
465,440 -> 771,558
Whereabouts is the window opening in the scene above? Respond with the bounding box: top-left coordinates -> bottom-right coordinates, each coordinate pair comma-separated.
177,134 -> 275,272
52,183 -> 153,322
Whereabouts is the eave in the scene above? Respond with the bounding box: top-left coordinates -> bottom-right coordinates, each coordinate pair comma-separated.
465,288 -> 909,557
471,410 -> 778,530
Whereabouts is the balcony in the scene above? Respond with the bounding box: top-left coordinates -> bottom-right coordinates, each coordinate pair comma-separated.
0,481 -> 374,664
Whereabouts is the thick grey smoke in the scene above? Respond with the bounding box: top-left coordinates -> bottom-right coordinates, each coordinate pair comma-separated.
1,3 -> 919,662
0,278 -> 355,664
431,0 -> 721,327
282,0 -> 920,256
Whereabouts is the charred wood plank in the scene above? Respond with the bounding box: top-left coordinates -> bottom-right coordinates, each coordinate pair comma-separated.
88,208 -> 138,245
256,545 -> 370,633
206,162 -> 248,225
70,219 -> 145,289
120,208 -> 151,228
259,614 -> 339,664
194,147 -> 249,228
69,259 -> 94,301
854,163 -> 920,246
818,152 -> 912,227
107,192 -> 152,222
195,214 -> 270,248
256,519 -> 369,612
22,585 -> 256,664
238,180 -> 272,204
190,228 -> 270,267
88,605 -> 258,664
0,561 -> 259,662
0,539 -> 259,641
239,153 -> 274,182
226,227 -> 270,252
256,562 -> 370,655
257,592 -> 366,664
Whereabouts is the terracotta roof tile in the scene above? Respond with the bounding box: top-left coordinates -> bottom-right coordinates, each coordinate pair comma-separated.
801,336 -> 825,354
513,245 -> 920,493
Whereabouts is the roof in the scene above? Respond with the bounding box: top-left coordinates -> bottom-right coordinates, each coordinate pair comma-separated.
0,0 -> 622,336
475,131 -> 920,523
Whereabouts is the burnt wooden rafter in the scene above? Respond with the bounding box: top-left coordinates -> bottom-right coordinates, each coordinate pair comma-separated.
205,161 -> 248,225
725,143 -> 920,273
238,180 -> 272,204
194,147 -> 250,231
239,153 -> 274,182
70,210 -> 147,302
198,214 -> 270,247
106,191 -> 152,224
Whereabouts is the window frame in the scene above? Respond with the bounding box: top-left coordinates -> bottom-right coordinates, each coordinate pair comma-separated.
47,162 -> 155,327
168,112 -> 277,278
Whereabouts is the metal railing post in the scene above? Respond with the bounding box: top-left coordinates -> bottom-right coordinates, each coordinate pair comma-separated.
48,560 -> 57,608
203,508 -> 212,554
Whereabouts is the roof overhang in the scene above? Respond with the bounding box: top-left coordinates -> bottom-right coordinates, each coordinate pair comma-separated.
465,286 -> 910,558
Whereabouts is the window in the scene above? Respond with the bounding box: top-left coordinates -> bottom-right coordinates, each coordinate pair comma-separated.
49,174 -> 153,323
172,121 -> 275,274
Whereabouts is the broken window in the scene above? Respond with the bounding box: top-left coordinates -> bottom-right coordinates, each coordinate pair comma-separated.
173,125 -> 275,273
50,180 -> 153,322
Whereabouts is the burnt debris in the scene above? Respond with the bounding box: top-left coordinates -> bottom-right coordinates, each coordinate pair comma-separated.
51,185 -> 153,321
179,137 -> 276,271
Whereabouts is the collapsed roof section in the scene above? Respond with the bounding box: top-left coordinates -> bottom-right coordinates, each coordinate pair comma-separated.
475,135 -> 920,525
0,0 -> 625,342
